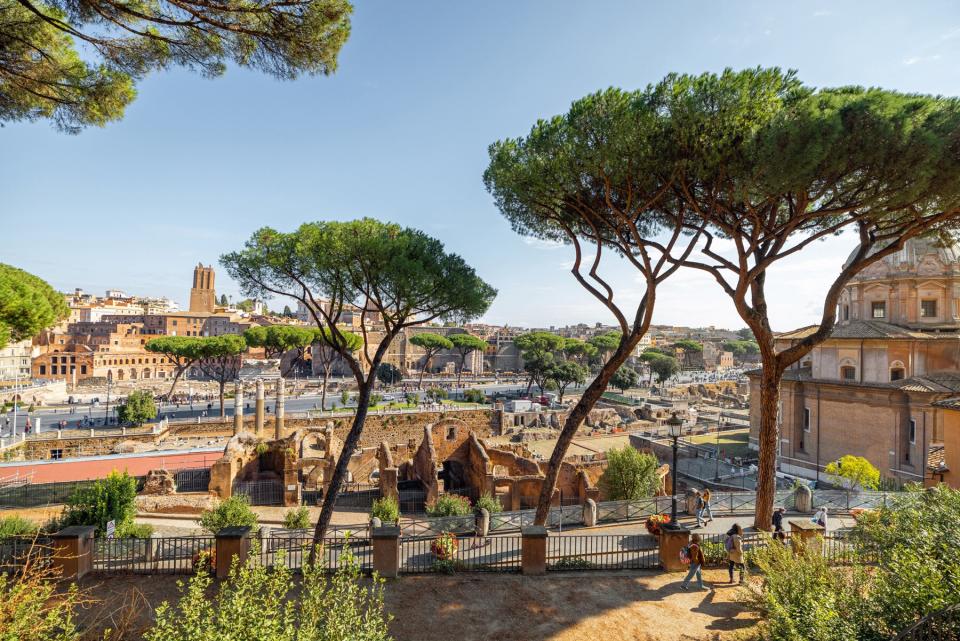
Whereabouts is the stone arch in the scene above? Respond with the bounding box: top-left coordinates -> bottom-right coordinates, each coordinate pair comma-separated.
129,368 -> 138,380
116,369 -> 125,381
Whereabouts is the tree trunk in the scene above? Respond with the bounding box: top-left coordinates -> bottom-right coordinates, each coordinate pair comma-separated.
753,365 -> 781,531
218,380 -> 226,417
456,355 -> 464,389
533,343 -> 636,525
310,382 -> 373,556
321,366 -> 330,410
417,362 -> 426,390
166,367 -> 184,400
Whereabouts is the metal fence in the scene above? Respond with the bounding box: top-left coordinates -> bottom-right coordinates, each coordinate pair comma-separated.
174,468 -> 211,493
259,535 -> 372,572
596,497 -> 675,524
0,478 -> 145,509
232,479 -> 283,506
400,535 -> 522,573
894,604 -> 960,641
93,536 -> 215,574
547,534 -> 659,571
0,535 -> 53,573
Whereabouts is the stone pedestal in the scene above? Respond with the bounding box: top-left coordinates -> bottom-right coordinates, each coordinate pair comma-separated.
255,380 -> 265,436
684,489 -> 699,515
582,498 -> 597,528
275,379 -> 285,439
233,382 -> 244,435
789,519 -> 824,555
380,467 -> 399,504
475,508 -> 490,537
794,484 -> 813,513
372,526 -> 400,579
51,526 -> 96,580
215,526 -> 252,579
521,526 -> 548,575
659,525 -> 691,572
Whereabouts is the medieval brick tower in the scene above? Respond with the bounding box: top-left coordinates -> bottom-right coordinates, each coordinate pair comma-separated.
189,264 -> 216,313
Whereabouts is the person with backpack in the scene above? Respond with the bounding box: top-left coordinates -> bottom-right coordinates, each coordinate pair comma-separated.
725,524 -> 745,584
772,506 -> 786,533
680,533 -> 707,591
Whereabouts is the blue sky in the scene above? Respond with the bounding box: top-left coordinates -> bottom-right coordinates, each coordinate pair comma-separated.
3,1 -> 960,330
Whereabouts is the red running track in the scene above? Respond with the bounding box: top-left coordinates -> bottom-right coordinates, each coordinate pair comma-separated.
0,449 -> 221,483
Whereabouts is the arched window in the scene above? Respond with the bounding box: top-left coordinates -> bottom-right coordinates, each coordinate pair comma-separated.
890,361 -> 906,382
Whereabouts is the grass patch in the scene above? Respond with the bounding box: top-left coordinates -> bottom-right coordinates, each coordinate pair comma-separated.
688,428 -> 751,459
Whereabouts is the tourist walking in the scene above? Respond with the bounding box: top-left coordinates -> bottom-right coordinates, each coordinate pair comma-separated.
812,506 -> 828,529
725,524 -> 745,584
700,489 -> 714,522
680,534 -> 707,591
772,506 -> 786,534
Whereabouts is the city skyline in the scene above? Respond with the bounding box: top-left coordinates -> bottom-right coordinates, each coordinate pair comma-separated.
4,1 -> 960,330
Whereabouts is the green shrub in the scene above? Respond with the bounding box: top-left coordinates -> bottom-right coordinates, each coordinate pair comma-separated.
255,441 -> 269,456
371,497 -> 400,523
282,506 -> 311,530
550,557 -> 595,570
367,393 -> 383,407
700,541 -> 726,566
199,495 -> 259,534
0,515 -> 39,537
426,494 -> 472,517
116,390 -> 158,426
0,549 -> 85,641
474,493 -> 502,514
463,389 -> 485,404
146,542 -> 392,641
59,470 -> 139,537
116,521 -> 154,538
598,447 -> 660,500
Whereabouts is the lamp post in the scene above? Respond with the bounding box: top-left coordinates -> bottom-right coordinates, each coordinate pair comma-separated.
666,411 -> 684,528
714,416 -> 723,481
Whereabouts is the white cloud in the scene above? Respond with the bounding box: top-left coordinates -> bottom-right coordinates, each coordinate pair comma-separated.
903,54 -> 942,66
521,236 -> 566,250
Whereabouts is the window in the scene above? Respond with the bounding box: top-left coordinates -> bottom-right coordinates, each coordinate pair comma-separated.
447,427 -> 457,440
803,408 -> 811,432
890,368 -> 905,381
39,365 -> 46,375
909,418 -> 916,445
872,301 -> 886,319
80,365 -> 87,375
50,449 -> 63,460
843,305 -> 850,321
921,300 -> 937,318
840,366 -> 857,380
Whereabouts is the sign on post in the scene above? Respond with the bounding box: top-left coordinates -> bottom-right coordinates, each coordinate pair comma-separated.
106,520 -> 116,539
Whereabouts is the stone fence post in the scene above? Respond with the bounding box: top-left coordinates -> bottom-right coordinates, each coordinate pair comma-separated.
475,508 -> 490,537
51,525 -> 96,580
794,484 -> 813,513
371,526 -> 401,579
582,498 -> 597,528
659,525 -> 690,572
521,526 -> 547,575
788,519 -> 824,555
215,526 -> 252,579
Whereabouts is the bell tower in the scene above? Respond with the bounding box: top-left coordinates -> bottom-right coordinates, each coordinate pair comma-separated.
189,263 -> 216,313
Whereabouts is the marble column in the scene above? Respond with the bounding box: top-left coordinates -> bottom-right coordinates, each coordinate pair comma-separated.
233,381 -> 244,435
255,379 -> 265,436
275,378 -> 285,440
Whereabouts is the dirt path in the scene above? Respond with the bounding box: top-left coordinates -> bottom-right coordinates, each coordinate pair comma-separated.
76,568 -> 758,641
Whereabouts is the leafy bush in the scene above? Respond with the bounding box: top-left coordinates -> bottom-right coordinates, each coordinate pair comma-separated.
0,515 -> 39,537
116,390 -> 157,426
371,497 -> 400,524
255,441 -> 269,456
59,470 -> 138,536
426,494 -> 472,517
282,506 -> 311,530
474,493 -> 502,514
367,393 -> 383,407
700,541 -> 727,566
430,532 -> 458,560
116,521 -> 154,538
599,447 -> 660,500
199,495 -> 259,534
745,485 -> 960,640
463,389 -> 486,404
0,545 -> 85,641
146,542 -> 393,641
551,557 -> 596,570
426,387 -> 447,402
825,454 -> 880,491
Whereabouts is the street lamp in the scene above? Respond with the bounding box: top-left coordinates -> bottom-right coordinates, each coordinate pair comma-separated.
666,411 -> 684,528
714,416 -> 723,481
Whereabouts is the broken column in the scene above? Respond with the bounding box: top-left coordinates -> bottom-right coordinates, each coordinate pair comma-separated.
233,381 -> 244,435
275,378 -> 285,440
255,379 -> 265,436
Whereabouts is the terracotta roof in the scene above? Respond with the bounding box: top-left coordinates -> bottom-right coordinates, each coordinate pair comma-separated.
776,320 -> 945,341
928,444 -> 947,473
933,396 -> 960,409
893,372 -> 960,393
